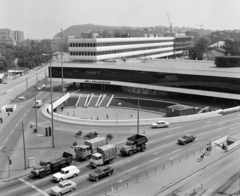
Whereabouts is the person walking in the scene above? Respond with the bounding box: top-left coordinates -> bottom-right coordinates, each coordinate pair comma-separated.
130,112 -> 133,118
106,114 -> 109,119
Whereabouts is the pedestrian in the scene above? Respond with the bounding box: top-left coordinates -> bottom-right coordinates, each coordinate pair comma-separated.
106,114 -> 109,119
0,117 -> 2,124
97,116 -> 99,120
8,113 -> 10,117
130,112 -> 133,118
67,112 -> 69,116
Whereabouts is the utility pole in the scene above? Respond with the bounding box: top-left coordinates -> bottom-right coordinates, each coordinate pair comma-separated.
45,69 -> 47,87
61,28 -> 64,96
137,97 -> 140,135
26,77 -> 28,99
22,122 -> 27,170
34,95 -> 38,132
49,55 -> 55,148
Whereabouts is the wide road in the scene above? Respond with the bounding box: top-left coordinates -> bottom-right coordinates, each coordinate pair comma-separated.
0,108 -> 239,196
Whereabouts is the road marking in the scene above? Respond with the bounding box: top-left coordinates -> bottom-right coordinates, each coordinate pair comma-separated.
171,149 -> 182,154
68,193 -> 76,196
191,142 -> 202,146
38,121 -> 50,125
27,109 -> 30,112
211,136 -> 221,140
206,121 -> 210,124
15,124 -> 18,128
196,132 -> 207,136
10,130 -> 14,134
201,124 -> 212,128
127,160 -> 132,162
184,129 -> 194,133
148,140 -> 155,143
23,113 -> 26,117
154,150 -> 164,155
170,156 -> 179,160
196,137 -> 204,140
163,134 -> 173,139
112,161 -> 123,166
124,167 -> 137,173
4,137 -> 8,143
118,176 -> 131,183
229,130 -> 238,134
149,157 -> 160,163
19,178 -> 49,196
93,179 -> 109,187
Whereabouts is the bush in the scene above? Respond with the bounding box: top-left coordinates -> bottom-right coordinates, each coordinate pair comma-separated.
75,130 -> 82,137
72,141 -> 78,148
106,133 -> 113,141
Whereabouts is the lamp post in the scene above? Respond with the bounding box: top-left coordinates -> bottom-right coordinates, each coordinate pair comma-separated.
43,51 -> 58,148
34,94 -> 38,133
137,97 -> 140,135
116,103 -> 121,125
61,28 -> 64,96
22,122 -> 27,170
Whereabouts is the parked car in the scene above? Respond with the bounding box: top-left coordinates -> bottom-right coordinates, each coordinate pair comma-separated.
37,86 -> 43,91
51,180 -> 77,196
52,165 -> 80,182
35,100 -> 42,108
151,121 -> 170,128
89,166 -> 114,181
178,134 -> 196,145
42,84 -> 46,89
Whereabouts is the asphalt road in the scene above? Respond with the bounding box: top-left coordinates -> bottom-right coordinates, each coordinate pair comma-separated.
0,110 -> 239,196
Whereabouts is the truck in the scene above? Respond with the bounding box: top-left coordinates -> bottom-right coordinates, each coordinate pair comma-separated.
120,134 -> 148,156
89,144 -> 117,168
74,137 -> 107,161
31,152 -> 73,178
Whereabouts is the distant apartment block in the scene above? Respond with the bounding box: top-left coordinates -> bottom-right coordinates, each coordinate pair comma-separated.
0,29 -> 24,45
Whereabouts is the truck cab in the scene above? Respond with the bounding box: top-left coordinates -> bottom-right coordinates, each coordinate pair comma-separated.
75,145 -> 91,160
90,153 -> 103,167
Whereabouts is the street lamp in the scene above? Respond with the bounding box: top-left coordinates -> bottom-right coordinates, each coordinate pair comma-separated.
116,103 -> 121,125
60,28 -> 64,96
43,52 -> 58,148
137,97 -> 140,135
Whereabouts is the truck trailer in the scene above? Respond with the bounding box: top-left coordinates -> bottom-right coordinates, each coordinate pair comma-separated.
31,152 -> 73,178
74,137 -> 107,161
120,134 -> 148,156
90,144 -> 117,168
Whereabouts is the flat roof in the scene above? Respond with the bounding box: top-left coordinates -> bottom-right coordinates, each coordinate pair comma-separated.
51,59 -> 240,79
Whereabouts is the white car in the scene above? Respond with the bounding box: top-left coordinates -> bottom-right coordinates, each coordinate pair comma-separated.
152,121 -> 170,128
53,165 -> 80,182
51,180 -> 77,196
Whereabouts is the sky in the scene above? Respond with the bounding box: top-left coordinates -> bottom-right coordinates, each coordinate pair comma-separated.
0,0 -> 240,39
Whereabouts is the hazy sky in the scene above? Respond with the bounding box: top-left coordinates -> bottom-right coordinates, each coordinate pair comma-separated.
1,0 -> 239,39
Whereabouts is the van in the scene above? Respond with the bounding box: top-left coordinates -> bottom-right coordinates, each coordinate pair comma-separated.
52,165 -> 80,182
35,100 -> 42,108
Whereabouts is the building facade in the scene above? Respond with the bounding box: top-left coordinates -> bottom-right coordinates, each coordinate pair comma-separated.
68,37 -> 194,63
202,48 -> 225,61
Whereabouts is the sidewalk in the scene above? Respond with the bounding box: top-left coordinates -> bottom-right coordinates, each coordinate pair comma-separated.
106,146 -> 240,196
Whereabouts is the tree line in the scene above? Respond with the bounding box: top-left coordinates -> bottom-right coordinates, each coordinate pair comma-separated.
0,39 -> 54,71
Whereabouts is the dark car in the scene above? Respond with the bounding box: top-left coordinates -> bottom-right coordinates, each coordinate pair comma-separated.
89,166 -> 114,181
178,134 -> 196,145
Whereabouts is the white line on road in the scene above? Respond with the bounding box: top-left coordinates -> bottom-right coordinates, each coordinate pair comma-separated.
23,113 -> 26,117
38,121 -> 50,125
149,158 -> 160,163
4,137 -> 8,143
124,167 -> 137,173
229,130 -> 238,134
211,136 -> 221,140
93,179 -> 109,187
127,160 -> 132,162
118,176 -> 131,183
154,150 -> 164,155
191,142 -> 202,146
19,178 -> 49,196
10,130 -> 14,134
196,137 -> 204,140
163,134 -> 173,139
184,129 -> 194,133
170,156 -> 179,160
196,132 -> 207,136
112,161 -> 123,166
148,140 -> 155,143
171,149 -> 182,154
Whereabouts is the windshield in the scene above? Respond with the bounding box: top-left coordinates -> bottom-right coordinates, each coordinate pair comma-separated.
126,140 -> 134,146
182,136 -> 189,139
94,169 -> 102,174
58,184 -> 64,189
60,170 -> 65,174
79,148 -> 86,152
91,155 -> 97,160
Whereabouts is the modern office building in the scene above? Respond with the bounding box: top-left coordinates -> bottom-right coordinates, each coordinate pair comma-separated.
68,36 -> 194,63
50,57 -> 240,103
0,29 -> 24,44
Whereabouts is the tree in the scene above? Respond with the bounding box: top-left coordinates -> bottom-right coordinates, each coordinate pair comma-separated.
223,39 -> 240,56
189,37 -> 210,60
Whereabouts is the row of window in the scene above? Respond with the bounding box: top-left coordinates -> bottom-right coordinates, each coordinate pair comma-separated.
69,40 -> 173,47
69,46 -> 173,56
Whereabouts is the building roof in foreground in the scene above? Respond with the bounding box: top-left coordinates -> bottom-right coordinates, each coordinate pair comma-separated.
51,58 -> 240,79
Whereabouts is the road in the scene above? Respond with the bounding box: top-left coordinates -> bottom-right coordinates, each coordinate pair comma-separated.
0,107 -> 239,196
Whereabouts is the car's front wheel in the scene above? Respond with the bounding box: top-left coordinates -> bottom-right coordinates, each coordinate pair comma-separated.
70,188 -> 75,192
57,192 -> 62,196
